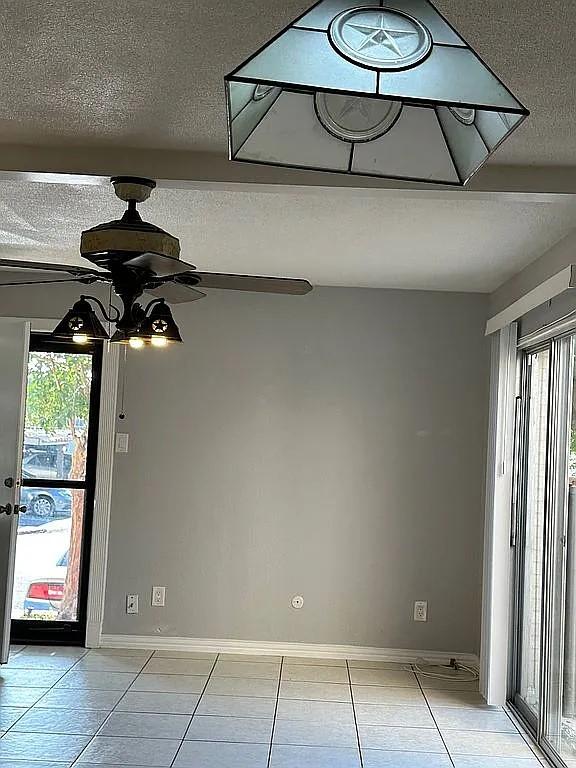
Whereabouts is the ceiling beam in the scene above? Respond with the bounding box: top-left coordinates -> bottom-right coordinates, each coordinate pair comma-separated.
0,144 -> 574,196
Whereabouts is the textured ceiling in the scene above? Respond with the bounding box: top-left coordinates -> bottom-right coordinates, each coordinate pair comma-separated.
0,181 -> 574,292
0,0 -> 572,167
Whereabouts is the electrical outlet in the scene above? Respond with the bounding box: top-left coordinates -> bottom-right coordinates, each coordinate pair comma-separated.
414,600 -> 428,622
152,586 -> 166,607
126,594 -> 139,614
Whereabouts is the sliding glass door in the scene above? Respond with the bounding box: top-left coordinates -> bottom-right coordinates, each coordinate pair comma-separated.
511,333 -> 576,766
543,339 -> 576,763
513,345 -> 551,727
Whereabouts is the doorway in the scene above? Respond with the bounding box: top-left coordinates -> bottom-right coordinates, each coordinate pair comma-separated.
511,331 -> 576,767
10,333 -> 102,646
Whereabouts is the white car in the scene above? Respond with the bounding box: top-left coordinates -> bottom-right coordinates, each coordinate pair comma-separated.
23,551 -> 67,617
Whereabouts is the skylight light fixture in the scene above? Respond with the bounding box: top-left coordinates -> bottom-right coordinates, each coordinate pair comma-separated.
225,0 -> 528,185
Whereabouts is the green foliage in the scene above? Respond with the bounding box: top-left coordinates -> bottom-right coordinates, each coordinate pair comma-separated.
25,351 -> 92,437
571,429 -> 576,476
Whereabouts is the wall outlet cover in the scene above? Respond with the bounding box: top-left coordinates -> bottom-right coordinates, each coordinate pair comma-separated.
414,600 -> 428,622
152,586 -> 166,607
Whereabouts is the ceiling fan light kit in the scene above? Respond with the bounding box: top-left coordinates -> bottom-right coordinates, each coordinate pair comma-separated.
52,296 -> 110,344
225,0 -> 528,185
108,298 -> 183,348
139,301 -> 184,345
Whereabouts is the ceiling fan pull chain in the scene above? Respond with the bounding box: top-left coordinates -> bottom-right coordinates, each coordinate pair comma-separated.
118,345 -> 128,421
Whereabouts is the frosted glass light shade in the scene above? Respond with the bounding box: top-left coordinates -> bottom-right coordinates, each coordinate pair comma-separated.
225,0 -> 528,185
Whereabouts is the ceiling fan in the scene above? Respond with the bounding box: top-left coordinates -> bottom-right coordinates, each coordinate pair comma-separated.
0,177 -> 313,348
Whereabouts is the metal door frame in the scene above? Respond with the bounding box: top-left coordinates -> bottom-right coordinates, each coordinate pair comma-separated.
509,334 -> 575,768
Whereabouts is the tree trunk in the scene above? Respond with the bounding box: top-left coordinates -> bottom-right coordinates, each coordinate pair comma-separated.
58,433 -> 86,621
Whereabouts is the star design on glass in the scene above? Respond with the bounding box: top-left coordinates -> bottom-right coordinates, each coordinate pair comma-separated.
152,318 -> 168,333
330,7 -> 432,70
347,16 -> 419,57
315,93 -> 402,142
338,96 -> 374,121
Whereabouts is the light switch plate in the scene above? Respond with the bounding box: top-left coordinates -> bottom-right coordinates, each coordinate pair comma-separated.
126,594 -> 139,614
115,433 -> 129,453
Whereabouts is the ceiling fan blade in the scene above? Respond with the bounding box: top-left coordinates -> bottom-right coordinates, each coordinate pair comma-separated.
0,258 -> 102,276
177,271 -> 313,295
120,252 -> 197,278
0,276 -> 98,288
145,281 -> 206,304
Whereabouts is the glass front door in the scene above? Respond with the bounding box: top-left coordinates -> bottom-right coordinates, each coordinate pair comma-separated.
10,334 -> 102,645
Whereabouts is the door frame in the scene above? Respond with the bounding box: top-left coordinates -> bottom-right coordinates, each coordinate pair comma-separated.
84,338 -> 119,646
3,316 -> 118,647
11,334 -> 103,645
480,324 -> 519,706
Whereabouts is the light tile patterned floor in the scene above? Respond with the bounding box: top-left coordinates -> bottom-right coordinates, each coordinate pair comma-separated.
0,645 -> 548,767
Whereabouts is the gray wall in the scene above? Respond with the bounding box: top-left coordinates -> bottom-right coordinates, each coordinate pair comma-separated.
102,286 -> 489,653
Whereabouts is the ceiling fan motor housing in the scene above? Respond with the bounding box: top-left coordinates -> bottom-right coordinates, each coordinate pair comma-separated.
80,177 -> 180,268
80,223 -> 180,263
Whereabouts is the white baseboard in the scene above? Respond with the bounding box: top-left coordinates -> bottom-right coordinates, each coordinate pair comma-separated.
98,633 -> 478,666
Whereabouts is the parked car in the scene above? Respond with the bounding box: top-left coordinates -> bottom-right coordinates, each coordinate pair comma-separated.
20,482 -> 71,518
23,551 -> 67,617
22,449 -> 72,480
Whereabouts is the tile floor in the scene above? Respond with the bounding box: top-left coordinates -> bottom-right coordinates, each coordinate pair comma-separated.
0,645 -> 547,767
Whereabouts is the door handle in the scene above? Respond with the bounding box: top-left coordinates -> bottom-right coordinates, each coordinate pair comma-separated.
0,503 -> 12,515
14,505 -> 26,514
